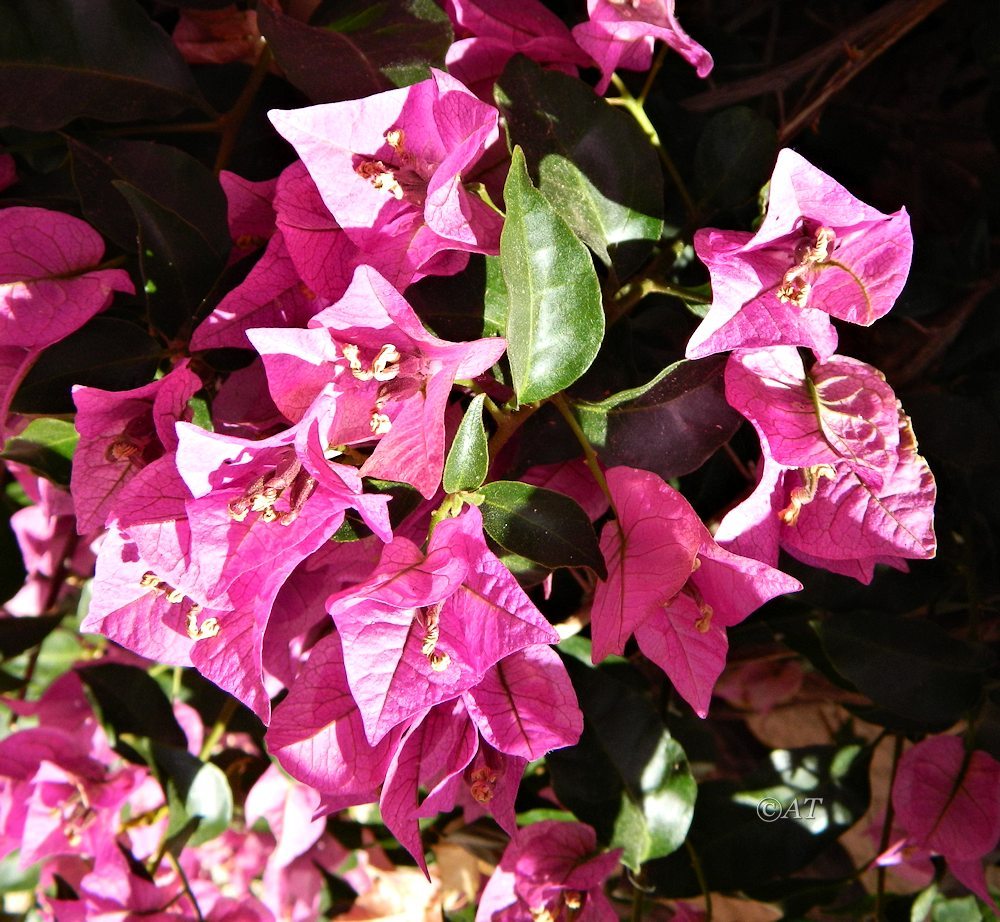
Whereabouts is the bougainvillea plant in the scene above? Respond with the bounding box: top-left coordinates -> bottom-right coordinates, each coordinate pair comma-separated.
1,0 -> 998,919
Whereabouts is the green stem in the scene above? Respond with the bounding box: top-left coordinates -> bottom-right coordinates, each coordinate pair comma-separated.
685,840 -> 712,922
486,401 -> 542,461
214,45 -> 273,175
606,277 -> 709,328
199,696 -> 239,761
638,44 -> 668,107
166,851 -> 205,922
550,394 -> 621,540
610,74 -> 696,222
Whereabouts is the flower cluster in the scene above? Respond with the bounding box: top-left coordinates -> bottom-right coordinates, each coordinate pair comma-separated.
0,0 -> 962,917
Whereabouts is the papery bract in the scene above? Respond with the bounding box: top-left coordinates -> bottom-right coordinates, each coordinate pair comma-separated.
475,820 -> 620,922
0,206 -> 134,350
592,466 -> 800,716
250,264 -> 505,498
443,0 -> 589,99
717,352 -> 936,583
572,0 -> 713,95
687,149 -> 912,361
71,360 -> 201,534
890,736 -> 1000,910
327,506 -> 558,744
269,70 -> 503,288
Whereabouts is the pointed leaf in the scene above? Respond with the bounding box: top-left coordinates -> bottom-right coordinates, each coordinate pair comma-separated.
69,137 -> 231,254
78,662 -> 187,748
259,0 -> 452,104
548,657 -> 696,869
496,56 -> 662,272
1,418 -> 78,485
480,480 -> 606,577
0,614 -> 63,659
114,179 -> 230,338
574,356 -> 741,480
11,318 -> 162,415
151,743 -> 234,847
816,610 -> 994,731
501,146 -> 604,404
443,394 -> 489,494
0,0 -> 206,131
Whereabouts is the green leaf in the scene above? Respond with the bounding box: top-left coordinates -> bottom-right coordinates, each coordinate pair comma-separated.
548,657 -> 696,869
443,395 -> 489,494
0,614 -> 63,659
0,418 -> 79,485
78,662 -> 188,749
114,178 -> 230,339
501,146 -> 604,405
151,742 -> 233,847
644,743 -> 871,897
0,0 -> 207,132
816,610 -> 995,731
694,107 -> 777,211
496,56 -> 663,273
480,480 -> 606,578
259,0 -> 452,104
482,254 -> 509,338
69,137 -> 230,255
573,355 -> 741,480
12,317 -> 162,416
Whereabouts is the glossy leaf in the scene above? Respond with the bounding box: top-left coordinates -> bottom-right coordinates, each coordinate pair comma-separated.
0,418 -> 78,485
69,137 -> 230,254
78,662 -> 187,749
0,614 -> 62,659
151,742 -> 234,847
645,743 -> 871,896
573,355 -> 741,480
496,55 -> 663,272
694,107 -> 776,211
114,179 -> 230,338
480,480 -> 606,577
0,0 -> 206,131
501,147 -> 604,404
818,611 -> 995,731
259,0 -> 452,104
548,657 -> 696,869
443,394 -> 489,493
11,318 -> 162,415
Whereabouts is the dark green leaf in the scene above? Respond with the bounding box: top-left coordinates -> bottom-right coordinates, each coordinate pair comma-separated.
645,743 -> 870,896
1,418 -> 78,485
496,56 -> 663,273
501,146 -> 604,404
549,657 -> 696,868
69,137 -> 230,254
0,0 -> 206,132
259,0 -> 452,104
78,662 -> 187,748
0,615 -> 63,659
816,610 -> 994,730
0,495 -> 26,606
443,395 -> 489,494
114,179 -> 229,338
482,254 -> 508,338
12,318 -> 162,415
573,355 -> 741,480
694,107 -> 777,211
480,480 -> 606,577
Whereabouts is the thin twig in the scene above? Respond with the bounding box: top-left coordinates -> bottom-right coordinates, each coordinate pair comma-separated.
214,45 -> 274,175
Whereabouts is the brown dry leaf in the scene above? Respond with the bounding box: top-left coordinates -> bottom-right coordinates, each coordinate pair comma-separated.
334,863 -> 442,922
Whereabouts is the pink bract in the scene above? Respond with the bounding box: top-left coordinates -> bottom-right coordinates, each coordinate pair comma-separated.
592,466 -> 799,716
572,0 -> 713,95
687,149 -> 912,360
475,820 -> 621,922
269,70 -> 503,288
